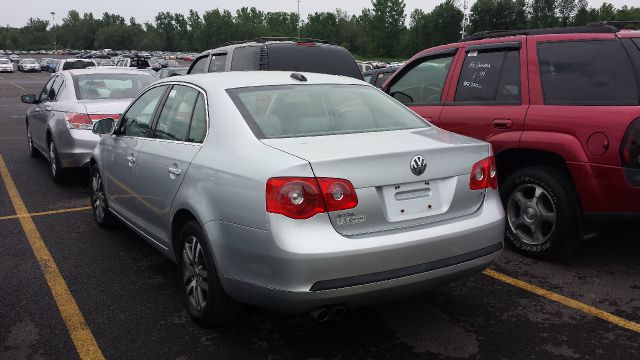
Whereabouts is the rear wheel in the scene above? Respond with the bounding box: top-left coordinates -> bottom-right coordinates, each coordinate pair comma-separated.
500,166 -> 581,259
49,139 -> 66,183
179,220 -> 240,326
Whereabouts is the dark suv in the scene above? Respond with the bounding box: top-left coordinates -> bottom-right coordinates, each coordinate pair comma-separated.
187,37 -> 363,80
382,23 -> 640,258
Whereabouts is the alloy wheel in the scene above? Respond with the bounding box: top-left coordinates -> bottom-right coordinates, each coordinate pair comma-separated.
49,142 -> 57,176
182,235 -> 209,313
91,172 -> 106,222
507,184 -> 557,245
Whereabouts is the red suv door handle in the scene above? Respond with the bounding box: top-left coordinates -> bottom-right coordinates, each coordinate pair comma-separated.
493,119 -> 513,129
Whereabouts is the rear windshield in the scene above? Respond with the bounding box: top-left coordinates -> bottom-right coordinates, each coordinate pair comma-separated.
72,73 -> 156,100
23,59 -> 37,64
228,84 -> 429,139
266,44 -> 363,80
130,58 -> 150,68
63,61 -> 94,70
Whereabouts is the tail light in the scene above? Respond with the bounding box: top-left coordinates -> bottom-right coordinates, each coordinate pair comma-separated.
266,177 -> 358,219
470,156 -> 498,190
65,113 -> 120,130
621,118 -> 640,168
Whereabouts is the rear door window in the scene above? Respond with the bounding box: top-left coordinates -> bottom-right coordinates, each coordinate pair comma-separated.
207,54 -> 227,72
187,94 -> 207,143
537,40 -> 639,105
388,55 -> 454,105
454,49 -> 520,103
153,85 -> 200,141
189,56 -> 208,74
231,46 -> 260,71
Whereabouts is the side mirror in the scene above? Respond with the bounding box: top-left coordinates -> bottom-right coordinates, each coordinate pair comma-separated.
92,118 -> 116,135
21,94 -> 37,104
390,91 -> 413,105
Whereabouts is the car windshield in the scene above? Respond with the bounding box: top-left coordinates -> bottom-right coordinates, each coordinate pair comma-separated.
63,61 -> 94,70
228,84 -> 429,139
0,59 -> 10,64
73,73 -> 156,100
23,59 -> 37,64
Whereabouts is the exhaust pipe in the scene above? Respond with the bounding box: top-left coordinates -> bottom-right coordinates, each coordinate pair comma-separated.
309,307 -> 330,322
330,305 -> 347,320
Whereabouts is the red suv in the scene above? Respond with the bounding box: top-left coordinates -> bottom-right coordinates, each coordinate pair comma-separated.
382,23 -> 640,258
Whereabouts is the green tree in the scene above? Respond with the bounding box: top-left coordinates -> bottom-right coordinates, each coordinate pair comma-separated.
368,0 -> 406,57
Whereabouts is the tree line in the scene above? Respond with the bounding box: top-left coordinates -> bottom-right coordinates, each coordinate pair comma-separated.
1,0 -> 638,59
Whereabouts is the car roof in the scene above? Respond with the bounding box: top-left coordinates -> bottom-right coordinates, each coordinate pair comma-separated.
158,71 -> 366,91
63,68 -> 158,76
198,40 -> 342,57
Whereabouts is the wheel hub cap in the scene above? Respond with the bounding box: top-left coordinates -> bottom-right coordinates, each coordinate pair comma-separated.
507,184 -> 557,245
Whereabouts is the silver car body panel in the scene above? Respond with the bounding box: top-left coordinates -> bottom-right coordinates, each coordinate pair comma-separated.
92,71 -> 505,312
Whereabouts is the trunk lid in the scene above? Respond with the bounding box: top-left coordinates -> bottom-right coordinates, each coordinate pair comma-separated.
262,128 -> 491,235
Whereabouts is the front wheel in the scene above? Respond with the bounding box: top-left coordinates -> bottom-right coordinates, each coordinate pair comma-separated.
500,166 -> 582,259
179,221 -> 240,326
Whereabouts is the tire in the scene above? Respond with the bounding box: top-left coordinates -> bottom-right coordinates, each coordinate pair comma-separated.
90,165 -> 116,228
26,123 -> 37,157
178,220 -> 240,326
48,139 -> 66,183
500,166 -> 582,259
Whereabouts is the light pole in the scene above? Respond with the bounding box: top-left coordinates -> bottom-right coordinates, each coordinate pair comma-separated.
50,12 -> 56,52
297,0 -> 301,40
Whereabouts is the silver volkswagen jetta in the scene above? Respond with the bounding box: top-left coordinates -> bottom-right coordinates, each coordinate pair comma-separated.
22,68 -> 157,182
90,71 -> 505,325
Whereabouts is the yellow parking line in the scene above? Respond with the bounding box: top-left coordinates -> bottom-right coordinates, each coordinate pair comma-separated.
10,82 -> 26,91
0,206 -> 92,221
483,269 -> 640,333
0,155 -> 105,360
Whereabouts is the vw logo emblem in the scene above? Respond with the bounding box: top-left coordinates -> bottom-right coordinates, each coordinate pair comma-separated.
410,155 -> 427,176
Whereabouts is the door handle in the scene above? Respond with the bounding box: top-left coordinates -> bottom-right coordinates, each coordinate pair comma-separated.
168,166 -> 181,176
126,154 -> 136,164
492,119 -> 513,129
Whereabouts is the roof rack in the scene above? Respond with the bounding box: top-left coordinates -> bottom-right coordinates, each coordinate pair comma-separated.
463,24 -> 619,42
222,37 -> 334,47
588,21 -> 640,29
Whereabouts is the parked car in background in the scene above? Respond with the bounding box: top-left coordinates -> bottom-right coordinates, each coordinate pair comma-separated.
55,59 -> 97,72
149,57 -> 163,71
363,66 -> 399,88
95,58 -> 115,66
39,58 -> 51,68
18,58 -> 41,72
188,37 -> 363,80
21,68 -> 157,183
115,55 -> 151,69
383,23 -> 640,258
46,59 -> 59,73
159,59 -> 181,68
9,54 -> 20,62
156,67 -> 188,79
89,71 -> 504,325
0,58 -> 13,72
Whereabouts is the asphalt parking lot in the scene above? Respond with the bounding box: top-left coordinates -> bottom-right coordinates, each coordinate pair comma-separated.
0,68 -> 639,360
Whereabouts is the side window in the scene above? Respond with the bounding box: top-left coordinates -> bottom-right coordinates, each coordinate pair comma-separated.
231,46 -> 260,71
118,86 -> 166,137
39,76 -> 56,102
208,54 -> 227,72
187,94 -> 207,143
189,56 -> 208,74
51,77 -> 66,101
389,55 -> 454,105
153,85 -> 199,141
455,48 -> 521,103
538,40 -> 639,105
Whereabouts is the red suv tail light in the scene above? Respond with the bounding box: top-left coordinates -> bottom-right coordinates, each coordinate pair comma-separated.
621,118 -> 640,168
65,113 -> 120,130
266,177 -> 358,219
470,156 -> 498,190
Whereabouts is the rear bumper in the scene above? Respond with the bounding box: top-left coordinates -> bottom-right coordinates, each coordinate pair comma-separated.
206,189 -> 505,312
54,128 -> 99,168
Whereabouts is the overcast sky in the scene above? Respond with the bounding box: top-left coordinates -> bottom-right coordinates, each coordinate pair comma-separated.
2,0 -> 637,28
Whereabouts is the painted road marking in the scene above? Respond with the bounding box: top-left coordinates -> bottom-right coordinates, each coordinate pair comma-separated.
10,82 -> 27,91
483,269 -> 640,334
0,155 -> 105,360
0,206 -> 91,221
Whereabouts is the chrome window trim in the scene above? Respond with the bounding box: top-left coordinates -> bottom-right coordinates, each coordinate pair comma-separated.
117,81 -> 211,146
